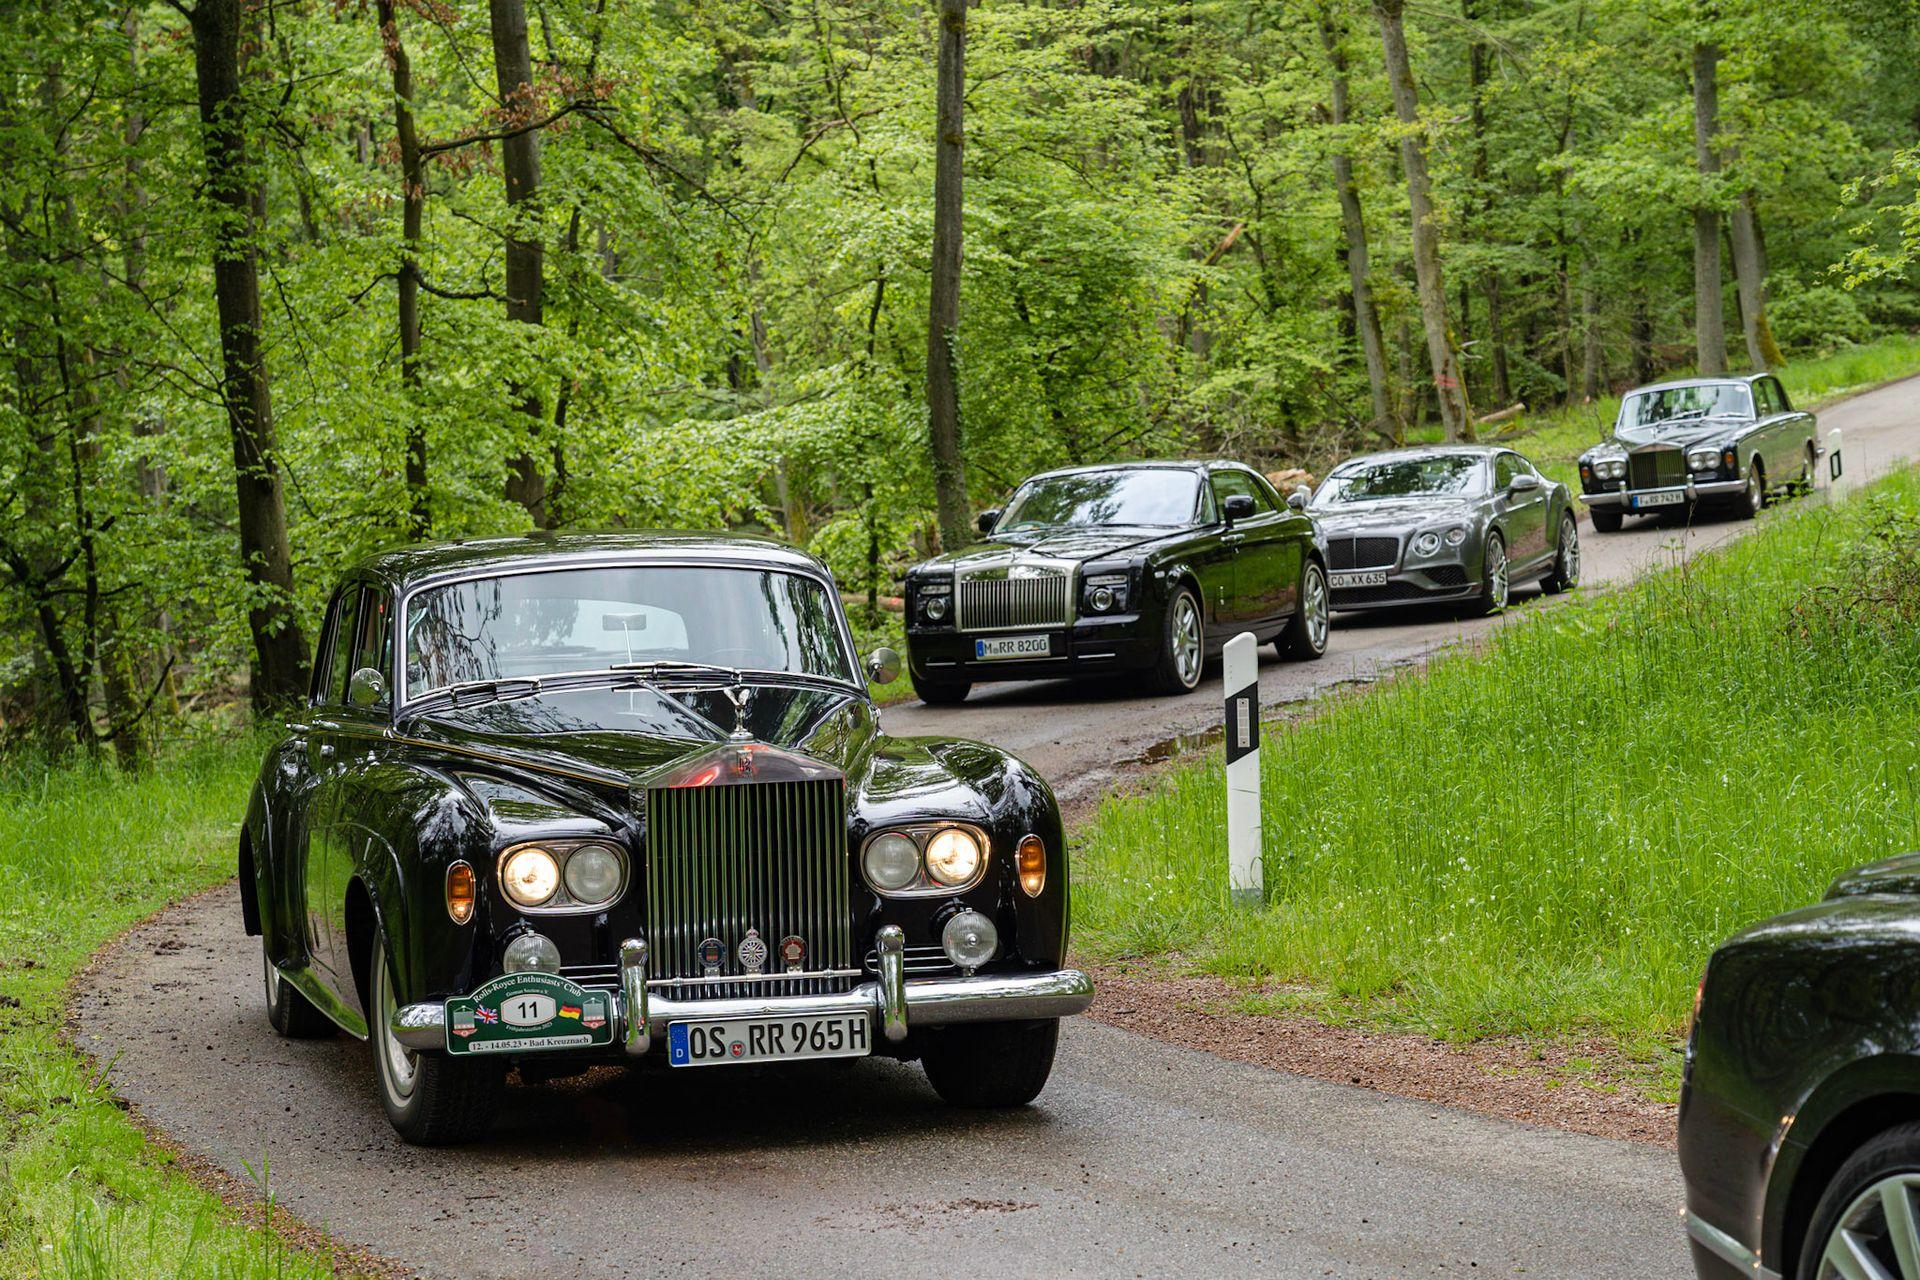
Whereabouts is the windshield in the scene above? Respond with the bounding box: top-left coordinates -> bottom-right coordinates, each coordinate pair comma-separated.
995,469 -> 1199,532
1620,383 -> 1752,428
403,566 -> 856,699
1316,456 -> 1484,505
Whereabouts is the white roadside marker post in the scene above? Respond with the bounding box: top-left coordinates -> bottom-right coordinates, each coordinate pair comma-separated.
1826,427 -> 1847,497
1223,631 -> 1262,906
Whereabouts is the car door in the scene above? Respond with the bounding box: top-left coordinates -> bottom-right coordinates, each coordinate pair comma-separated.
1184,476 -> 1239,634
1762,375 -> 1813,479
1494,452 -> 1550,570
1211,468 -> 1299,630
298,585 -> 361,986
1747,377 -> 1783,477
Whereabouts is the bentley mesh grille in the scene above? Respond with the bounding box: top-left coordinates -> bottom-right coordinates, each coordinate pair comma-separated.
644,779 -> 854,1001
1628,447 -> 1685,490
1330,580 -> 1444,605
1328,536 -> 1400,570
957,572 -> 1071,631
1426,565 -> 1469,587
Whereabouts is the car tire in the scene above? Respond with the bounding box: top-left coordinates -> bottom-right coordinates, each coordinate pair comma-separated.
370,923 -> 504,1146
1280,559 -> 1329,661
921,1018 -> 1059,1108
1796,1120 -> 1920,1280
1150,585 -> 1206,694
910,671 -> 971,706
1738,459 -> 1766,519
1590,506 -> 1623,533
264,939 -> 334,1039
1797,442 -> 1817,496
1542,513 -> 1580,594
1476,532 -> 1510,616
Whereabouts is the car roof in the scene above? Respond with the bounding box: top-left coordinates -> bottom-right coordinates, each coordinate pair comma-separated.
1627,374 -> 1769,395
348,530 -> 830,594
1017,459 -> 1259,484
1329,445 -> 1503,470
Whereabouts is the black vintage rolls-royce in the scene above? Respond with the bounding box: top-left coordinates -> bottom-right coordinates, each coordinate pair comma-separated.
1579,373 -> 1819,532
1680,853 -> 1920,1279
1311,445 -> 1578,615
242,533 -> 1092,1144
901,461 -> 1329,704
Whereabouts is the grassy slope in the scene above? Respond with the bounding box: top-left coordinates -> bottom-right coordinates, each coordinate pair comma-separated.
0,735 -> 349,1279
1075,467 -> 1920,1082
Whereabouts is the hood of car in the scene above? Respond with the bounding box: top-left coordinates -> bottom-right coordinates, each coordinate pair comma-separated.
1598,421 -> 1744,453
921,526 -> 1177,570
1312,496 -> 1479,534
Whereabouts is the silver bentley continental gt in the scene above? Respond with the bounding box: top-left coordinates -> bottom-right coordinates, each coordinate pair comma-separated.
1310,445 -> 1579,615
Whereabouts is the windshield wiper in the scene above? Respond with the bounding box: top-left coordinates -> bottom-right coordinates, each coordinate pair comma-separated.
608,659 -> 743,681
405,676 -> 544,715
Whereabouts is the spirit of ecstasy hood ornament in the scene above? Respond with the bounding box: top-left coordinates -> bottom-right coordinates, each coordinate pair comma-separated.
723,682 -> 753,740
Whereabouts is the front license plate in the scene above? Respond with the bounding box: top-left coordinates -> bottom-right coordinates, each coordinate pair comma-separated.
1632,490 -> 1686,509
975,633 -> 1051,660
667,1013 -> 872,1068
1331,571 -> 1389,588
445,972 -> 615,1055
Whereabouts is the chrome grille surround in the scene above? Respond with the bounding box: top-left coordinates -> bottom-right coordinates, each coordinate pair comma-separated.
1327,536 -> 1400,571
1628,446 -> 1686,490
955,559 -> 1074,632
643,777 -> 854,1001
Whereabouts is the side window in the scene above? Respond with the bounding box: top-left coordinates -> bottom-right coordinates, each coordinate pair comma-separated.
1494,453 -> 1520,489
1195,480 -> 1218,524
325,588 -> 362,706
1766,377 -> 1791,414
349,589 -> 393,705
1211,470 -> 1271,513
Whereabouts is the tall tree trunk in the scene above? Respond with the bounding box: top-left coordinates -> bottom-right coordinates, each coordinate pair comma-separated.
1465,0 -> 1511,407
1691,36 -> 1727,375
1319,3 -> 1393,441
489,0 -> 553,526
1374,0 -> 1473,440
1728,190 -> 1784,368
926,0 -> 971,551
1580,254 -> 1604,399
377,0 -> 430,536
188,0 -> 310,710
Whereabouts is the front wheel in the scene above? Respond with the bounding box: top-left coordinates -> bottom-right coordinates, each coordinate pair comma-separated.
1737,459 -> 1766,519
1542,513 -> 1580,594
921,1019 -> 1060,1108
910,670 -> 971,706
1280,559 -> 1329,660
1589,506 -> 1623,533
1149,586 -> 1205,694
264,939 -> 333,1039
1476,533 -> 1510,616
1797,1121 -> 1920,1280
370,924 -> 505,1145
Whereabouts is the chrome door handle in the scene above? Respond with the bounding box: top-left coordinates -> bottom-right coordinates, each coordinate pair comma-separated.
317,743 -> 334,760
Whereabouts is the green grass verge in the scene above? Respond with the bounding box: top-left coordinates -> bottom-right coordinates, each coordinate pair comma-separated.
1075,466 -> 1920,1083
1408,332 -> 1920,495
0,734 -> 354,1279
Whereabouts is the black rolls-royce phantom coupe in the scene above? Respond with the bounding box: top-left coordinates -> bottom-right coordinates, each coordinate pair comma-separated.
1311,445 -> 1578,615
242,533 -> 1093,1144
901,461 -> 1329,704
1579,373 -> 1819,532
1680,853 -> 1920,1279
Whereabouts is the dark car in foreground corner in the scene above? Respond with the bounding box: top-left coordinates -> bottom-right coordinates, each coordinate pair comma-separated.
1680,853 -> 1920,1279
1310,446 -> 1578,615
1579,373 -> 1819,532
242,533 -> 1093,1144
901,461 -> 1329,703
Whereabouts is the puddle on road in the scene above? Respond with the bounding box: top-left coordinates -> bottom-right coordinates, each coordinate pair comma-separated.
1131,672 -> 1386,766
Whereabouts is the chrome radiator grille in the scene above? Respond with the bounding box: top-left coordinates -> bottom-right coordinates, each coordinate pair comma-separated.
1328,536 -> 1399,570
644,779 -> 853,1000
1629,447 -> 1685,490
957,572 -> 1071,631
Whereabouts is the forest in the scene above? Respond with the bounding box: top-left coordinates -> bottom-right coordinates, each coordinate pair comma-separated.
2,0 -> 1917,763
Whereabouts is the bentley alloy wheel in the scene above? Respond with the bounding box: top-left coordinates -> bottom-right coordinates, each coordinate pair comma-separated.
1815,1172 -> 1920,1279
1477,534 -> 1509,616
1282,560 -> 1329,660
1151,586 -> 1205,694
1543,513 -> 1580,594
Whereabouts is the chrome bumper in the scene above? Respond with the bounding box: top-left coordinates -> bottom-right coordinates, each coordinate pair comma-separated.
389,927 -> 1094,1053
1583,478 -> 1744,508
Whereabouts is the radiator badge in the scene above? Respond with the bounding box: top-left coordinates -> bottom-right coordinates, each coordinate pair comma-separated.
698,937 -> 726,978
738,928 -> 768,976
779,935 -> 806,974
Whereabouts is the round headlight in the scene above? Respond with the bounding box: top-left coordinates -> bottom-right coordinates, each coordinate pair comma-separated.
1412,531 -> 1441,557
1688,449 -> 1719,472
1090,585 -> 1115,612
864,832 -> 921,891
924,594 -> 948,622
501,846 -> 560,907
502,931 -> 562,974
925,827 -> 983,887
941,910 -> 998,973
1605,459 -> 1627,480
1444,527 -> 1467,546
563,844 -> 622,904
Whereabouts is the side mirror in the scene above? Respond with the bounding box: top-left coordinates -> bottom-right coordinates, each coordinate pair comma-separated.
867,647 -> 902,686
1222,494 -> 1257,524
976,509 -> 1001,535
348,666 -> 387,709
1287,485 -> 1310,512
1507,473 -> 1543,495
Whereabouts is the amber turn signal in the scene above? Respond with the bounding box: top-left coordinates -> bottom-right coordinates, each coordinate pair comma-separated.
446,860 -> 477,924
1017,835 -> 1046,898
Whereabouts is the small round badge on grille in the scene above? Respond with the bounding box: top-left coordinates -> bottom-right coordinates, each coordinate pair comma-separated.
697,937 -> 725,977
778,935 -> 806,974
737,927 -> 768,975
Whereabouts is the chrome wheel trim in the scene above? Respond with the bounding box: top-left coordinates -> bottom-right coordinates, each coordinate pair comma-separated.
1171,594 -> 1203,687
1488,540 -> 1509,610
1303,565 -> 1329,652
1819,1173 -> 1920,1280
374,945 -> 419,1104
1561,516 -> 1580,586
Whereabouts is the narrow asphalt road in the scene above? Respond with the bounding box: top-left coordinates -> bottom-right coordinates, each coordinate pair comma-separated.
75,376 -> 1919,1278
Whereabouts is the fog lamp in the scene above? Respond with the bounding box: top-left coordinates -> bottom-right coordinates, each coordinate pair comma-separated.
941,910 -> 998,974
503,931 -> 562,974
1016,835 -> 1046,898
445,861 -> 476,924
